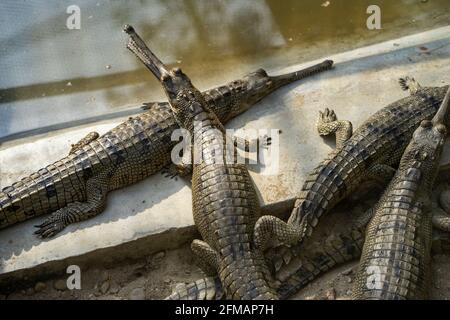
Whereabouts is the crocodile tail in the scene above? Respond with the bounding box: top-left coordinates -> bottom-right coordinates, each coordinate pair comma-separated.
275,226 -> 365,299
0,155 -> 86,229
164,277 -> 223,300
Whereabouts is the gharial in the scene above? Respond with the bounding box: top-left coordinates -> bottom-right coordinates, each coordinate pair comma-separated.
0,33 -> 333,238
165,187 -> 450,299
352,87 -> 450,299
253,76 -> 450,252
123,24 -> 278,299
166,204 -> 369,300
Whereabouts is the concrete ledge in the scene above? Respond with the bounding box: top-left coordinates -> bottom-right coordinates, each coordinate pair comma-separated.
1,26 -> 450,284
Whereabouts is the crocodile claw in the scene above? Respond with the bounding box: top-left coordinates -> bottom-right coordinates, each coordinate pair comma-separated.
319,107 -> 337,123
161,165 -> 179,180
34,217 -> 65,238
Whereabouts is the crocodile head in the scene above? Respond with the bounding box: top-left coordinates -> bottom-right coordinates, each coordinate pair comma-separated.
124,24 -> 208,128
406,86 -> 450,175
229,60 -> 334,119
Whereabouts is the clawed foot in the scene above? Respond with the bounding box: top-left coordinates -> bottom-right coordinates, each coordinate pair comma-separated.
161,165 -> 179,180
318,108 -> 337,124
161,164 -> 191,180
317,107 -> 342,137
34,215 -> 66,238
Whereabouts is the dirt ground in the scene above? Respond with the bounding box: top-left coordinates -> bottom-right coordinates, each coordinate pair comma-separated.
2,181 -> 450,300
1,243 -> 449,300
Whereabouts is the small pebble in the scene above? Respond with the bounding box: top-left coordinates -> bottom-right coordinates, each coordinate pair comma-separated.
341,267 -> 353,276
100,281 -> 110,294
105,65 -> 111,69
54,279 -> 67,291
34,282 -> 47,293
100,270 -> 110,282
129,287 -> 145,300
132,267 -> 147,278
109,281 -> 120,294
154,251 -> 166,260
325,288 -> 336,300
164,279 -> 171,284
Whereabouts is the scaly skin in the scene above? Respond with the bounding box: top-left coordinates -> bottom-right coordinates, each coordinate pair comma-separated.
165,202 -> 450,300
352,87 -> 450,300
254,77 -> 450,252
123,25 -> 278,299
0,35 -> 333,237
166,219 -> 366,300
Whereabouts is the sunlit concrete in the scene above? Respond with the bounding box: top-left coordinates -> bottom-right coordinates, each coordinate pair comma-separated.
1,26 -> 450,282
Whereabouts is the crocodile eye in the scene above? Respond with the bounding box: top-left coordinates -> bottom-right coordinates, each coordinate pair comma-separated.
172,67 -> 182,75
420,120 -> 432,128
161,73 -> 170,82
435,124 -> 447,134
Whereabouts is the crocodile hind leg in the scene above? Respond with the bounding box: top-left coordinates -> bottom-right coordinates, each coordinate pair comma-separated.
316,108 -> 353,149
69,132 -> 99,155
191,239 -> 220,276
34,172 -> 110,238
254,215 -> 302,251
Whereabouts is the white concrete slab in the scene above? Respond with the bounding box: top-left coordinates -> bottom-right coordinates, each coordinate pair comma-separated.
1,26 -> 450,281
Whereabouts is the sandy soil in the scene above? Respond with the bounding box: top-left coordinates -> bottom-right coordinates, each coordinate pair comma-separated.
1,244 -> 449,300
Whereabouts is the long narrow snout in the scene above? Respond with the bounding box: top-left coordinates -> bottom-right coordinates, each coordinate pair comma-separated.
432,86 -> 450,127
123,24 -> 169,81
268,59 -> 334,91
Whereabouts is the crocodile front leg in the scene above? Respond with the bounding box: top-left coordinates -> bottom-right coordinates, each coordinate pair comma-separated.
317,108 -> 396,186
34,171 -> 110,238
316,108 -> 353,149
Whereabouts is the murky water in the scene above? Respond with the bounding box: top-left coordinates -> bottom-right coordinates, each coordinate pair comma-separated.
0,0 -> 449,140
